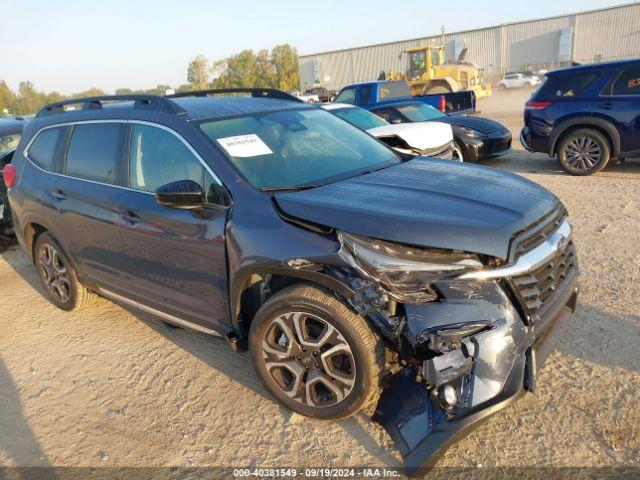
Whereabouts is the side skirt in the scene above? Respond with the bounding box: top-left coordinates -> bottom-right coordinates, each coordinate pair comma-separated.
98,287 -> 223,337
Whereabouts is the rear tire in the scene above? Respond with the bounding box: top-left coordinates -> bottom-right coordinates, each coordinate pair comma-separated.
249,284 -> 383,420
34,232 -> 96,311
557,128 -> 610,176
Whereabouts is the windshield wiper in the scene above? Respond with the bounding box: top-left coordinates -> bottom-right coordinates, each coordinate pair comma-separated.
260,184 -> 320,192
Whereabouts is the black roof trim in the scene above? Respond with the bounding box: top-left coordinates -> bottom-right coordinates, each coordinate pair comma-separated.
167,88 -> 303,103
36,95 -> 186,117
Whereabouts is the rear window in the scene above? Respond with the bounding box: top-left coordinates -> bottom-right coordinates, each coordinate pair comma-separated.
1,133 -> 21,154
332,107 -> 388,130
28,127 -> 64,172
606,65 -> 640,96
334,88 -> 355,105
66,123 -> 122,185
378,82 -> 411,100
537,72 -> 600,100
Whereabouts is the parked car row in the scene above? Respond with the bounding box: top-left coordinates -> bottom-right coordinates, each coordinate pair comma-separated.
4,86 -> 579,474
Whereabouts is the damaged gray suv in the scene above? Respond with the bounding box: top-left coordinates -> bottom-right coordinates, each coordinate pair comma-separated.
7,89 -> 579,474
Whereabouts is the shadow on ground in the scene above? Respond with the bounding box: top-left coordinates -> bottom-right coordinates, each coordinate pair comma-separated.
0,358 -> 57,480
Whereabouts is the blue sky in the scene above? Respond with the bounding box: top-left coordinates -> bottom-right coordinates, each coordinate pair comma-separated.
1,0 -> 628,93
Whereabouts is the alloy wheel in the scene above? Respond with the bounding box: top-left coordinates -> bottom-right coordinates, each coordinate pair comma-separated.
564,136 -> 602,171
39,243 -> 71,304
261,311 -> 356,408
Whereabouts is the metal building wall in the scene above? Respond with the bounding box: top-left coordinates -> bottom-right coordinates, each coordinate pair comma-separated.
573,3 -> 640,63
299,3 -> 640,90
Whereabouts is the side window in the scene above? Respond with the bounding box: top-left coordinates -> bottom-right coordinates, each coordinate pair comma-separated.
129,124 -> 225,205
359,85 -> 372,105
28,127 -> 64,172
537,72 -> 600,100
334,88 -> 356,105
610,65 -> 640,96
66,123 -> 122,185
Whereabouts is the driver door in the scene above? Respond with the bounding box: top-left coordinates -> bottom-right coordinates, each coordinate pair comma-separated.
117,122 -> 230,331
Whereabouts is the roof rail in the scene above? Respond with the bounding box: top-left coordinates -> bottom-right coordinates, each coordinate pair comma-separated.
36,94 -> 186,117
167,88 -> 303,103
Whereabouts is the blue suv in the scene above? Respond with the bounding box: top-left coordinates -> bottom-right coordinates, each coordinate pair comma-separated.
6,89 -> 578,473
521,58 -> 640,175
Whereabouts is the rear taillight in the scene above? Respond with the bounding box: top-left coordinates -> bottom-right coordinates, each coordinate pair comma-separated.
525,101 -> 552,110
438,96 -> 446,112
2,164 -> 16,188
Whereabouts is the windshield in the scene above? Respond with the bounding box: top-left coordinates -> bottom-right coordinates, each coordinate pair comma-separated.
0,133 -> 20,154
332,107 -> 388,130
397,103 -> 446,122
199,108 -> 400,190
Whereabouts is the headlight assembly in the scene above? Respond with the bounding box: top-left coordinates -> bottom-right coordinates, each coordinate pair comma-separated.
338,231 -> 484,303
459,126 -> 482,138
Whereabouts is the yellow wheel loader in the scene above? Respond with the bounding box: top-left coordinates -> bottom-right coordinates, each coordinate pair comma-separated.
385,45 -> 492,99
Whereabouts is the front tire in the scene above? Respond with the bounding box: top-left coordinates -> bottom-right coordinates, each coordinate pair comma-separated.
557,129 -> 610,176
35,232 -> 96,311
249,284 -> 383,420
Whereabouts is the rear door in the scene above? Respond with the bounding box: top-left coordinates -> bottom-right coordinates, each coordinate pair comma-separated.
117,122 -> 230,331
47,122 -> 130,290
599,64 -> 640,155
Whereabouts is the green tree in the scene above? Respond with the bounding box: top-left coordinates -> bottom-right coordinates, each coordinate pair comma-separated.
222,50 -> 258,88
271,44 -> 299,91
0,81 -> 16,114
12,81 -> 47,115
187,55 -> 209,89
254,49 -> 276,87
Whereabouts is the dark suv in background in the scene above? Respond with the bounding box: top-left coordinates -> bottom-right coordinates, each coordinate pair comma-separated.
521,58 -> 640,175
6,89 -> 578,473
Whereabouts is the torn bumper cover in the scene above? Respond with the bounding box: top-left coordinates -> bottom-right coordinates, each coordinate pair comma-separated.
373,281 -> 578,476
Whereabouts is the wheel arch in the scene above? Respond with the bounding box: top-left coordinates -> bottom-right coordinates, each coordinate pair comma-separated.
550,117 -> 620,158
24,222 -> 49,263
422,78 -> 458,94
230,266 -> 356,337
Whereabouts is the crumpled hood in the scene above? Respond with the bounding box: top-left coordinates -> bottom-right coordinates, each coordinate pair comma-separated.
433,115 -> 506,135
367,122 -> 453,151
274,159 -> 559,259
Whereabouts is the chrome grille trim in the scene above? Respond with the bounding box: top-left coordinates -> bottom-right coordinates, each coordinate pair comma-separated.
458,219 -> 572,281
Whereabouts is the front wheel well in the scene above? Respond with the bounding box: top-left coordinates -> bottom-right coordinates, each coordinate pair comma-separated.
237,274 -> 352,336
553,124 -> 614,157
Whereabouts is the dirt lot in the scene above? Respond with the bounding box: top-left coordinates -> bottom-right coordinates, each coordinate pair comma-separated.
0,89 -> 639,478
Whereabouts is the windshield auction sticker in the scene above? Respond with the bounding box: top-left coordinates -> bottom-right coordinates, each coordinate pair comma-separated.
217,134 -> 273,157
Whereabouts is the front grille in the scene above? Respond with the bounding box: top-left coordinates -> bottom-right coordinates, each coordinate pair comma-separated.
491,138 -> 511,153
510,204 -> 567,262
511,241 -> 577,323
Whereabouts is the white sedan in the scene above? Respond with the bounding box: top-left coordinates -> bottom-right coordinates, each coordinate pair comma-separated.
322,103 -> 461,160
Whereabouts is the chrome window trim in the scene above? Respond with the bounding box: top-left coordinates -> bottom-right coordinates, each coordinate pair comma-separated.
98,287 -> 222,337
22,119 -> 227,199
459,219 -> 572,280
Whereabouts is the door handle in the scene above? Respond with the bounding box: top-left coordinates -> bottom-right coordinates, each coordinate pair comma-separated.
119,211 -> 141,225
51,188 -> 67,200
598,102 -> 614,110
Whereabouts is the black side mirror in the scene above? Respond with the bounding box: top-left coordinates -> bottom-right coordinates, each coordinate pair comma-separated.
155,180 -> 204,210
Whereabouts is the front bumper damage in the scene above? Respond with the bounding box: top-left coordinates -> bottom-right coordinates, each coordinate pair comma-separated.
372,279 -> 578,476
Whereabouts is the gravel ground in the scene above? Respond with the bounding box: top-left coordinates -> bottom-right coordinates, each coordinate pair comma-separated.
0,90 -> 638,479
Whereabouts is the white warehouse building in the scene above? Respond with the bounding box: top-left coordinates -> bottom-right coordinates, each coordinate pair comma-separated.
298,2 -> 640,90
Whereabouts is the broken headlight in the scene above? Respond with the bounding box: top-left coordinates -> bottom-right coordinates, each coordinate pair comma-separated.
338,231 -> 484,303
